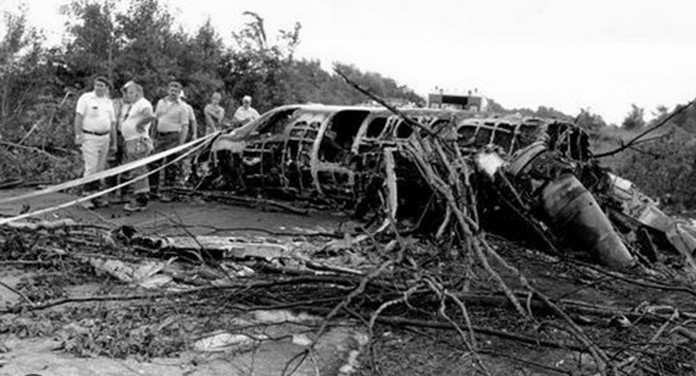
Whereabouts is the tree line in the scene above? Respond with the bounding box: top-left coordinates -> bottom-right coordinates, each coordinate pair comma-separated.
2,0 -> 695,182
0,0 -> 423,143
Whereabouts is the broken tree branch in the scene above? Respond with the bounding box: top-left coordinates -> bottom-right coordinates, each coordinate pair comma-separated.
0,279 -> 35,306
482,238 -> 612,374
0,140 -> 65,161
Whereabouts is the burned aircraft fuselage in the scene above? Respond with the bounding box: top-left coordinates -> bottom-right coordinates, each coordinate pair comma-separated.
205,105 -> 593,216
208,105 -> 459,204
202,104 -> 643,268
204,104 -> 599,231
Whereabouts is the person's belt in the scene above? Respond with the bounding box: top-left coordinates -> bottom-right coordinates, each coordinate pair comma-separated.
83,129 -> 110,136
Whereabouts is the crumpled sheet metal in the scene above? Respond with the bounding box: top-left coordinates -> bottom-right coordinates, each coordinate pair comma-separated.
157,236 -> 290,261
132,234 -> 370,276
501,142 -> 636,269
607,173 -> 696,268
86,257 -> 176,289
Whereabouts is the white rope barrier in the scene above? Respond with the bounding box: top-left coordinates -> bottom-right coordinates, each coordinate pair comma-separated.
0,131 -> 221,225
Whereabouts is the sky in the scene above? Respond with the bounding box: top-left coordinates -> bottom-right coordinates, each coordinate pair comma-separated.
2,0 -> 696,125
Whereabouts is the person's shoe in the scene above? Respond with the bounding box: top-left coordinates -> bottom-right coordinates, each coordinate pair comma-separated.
124,198 -> 148,212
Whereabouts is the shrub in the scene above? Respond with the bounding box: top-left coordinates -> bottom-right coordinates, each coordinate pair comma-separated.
608,126 -> 696,209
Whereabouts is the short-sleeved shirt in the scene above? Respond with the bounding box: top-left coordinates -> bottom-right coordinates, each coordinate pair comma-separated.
233,106 -> 260,124
155,97 -> 189,133
76,92 -> 115,133
121,97 -> 153,141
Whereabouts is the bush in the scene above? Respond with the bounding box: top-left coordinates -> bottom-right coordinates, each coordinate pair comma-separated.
607,126 -> 696,209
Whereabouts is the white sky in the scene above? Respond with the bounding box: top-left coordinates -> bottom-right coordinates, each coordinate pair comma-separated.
3,0 -> 696,124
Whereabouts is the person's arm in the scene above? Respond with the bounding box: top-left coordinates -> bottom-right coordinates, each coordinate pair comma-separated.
218,108 -> 226,130
108,105 -> 117,151
151,99 -> 162,139
204,105 -> 217,131
109,121 -> 117,151
74,95 -> 86,145
189,108 -> 198,140
135,105 -> 155,134
179,106 -> 189,144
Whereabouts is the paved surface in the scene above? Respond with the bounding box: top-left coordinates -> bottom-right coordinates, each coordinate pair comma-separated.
0,188 -> 368,376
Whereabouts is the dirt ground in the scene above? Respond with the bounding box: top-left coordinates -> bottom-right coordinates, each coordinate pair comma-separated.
2,187 -> 696,376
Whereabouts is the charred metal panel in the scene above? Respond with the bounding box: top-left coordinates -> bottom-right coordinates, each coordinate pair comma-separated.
453,118 -> 549,155
313,109 -> 371,197
283,111 -> 326,193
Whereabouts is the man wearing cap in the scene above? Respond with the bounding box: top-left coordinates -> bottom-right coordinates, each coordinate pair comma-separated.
74,76 -> 117,209
151,81 -> 189,202
232,95 -> 260,126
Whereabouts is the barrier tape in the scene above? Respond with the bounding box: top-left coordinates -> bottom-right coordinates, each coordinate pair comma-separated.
0,132 -> 219,206
0,131 -> 220,226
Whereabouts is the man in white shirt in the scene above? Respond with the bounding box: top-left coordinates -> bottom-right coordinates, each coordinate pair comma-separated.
150,81 -> 189,202
232,95 -> 260,126
74,76 -> 116,208
120,82 -> 155,212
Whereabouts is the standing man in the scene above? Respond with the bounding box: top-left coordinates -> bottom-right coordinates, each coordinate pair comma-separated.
232,95 -> 260,126
204,92 -> 225,134
151,81 -> 189,202
121,83 -> 155,212
74,76 -> 116,209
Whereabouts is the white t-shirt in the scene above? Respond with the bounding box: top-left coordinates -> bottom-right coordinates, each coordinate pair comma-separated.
76,92 -> 115,133
120,97 -> 154,141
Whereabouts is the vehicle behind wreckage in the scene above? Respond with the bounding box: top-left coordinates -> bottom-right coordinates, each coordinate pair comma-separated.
195,104 -> 696,271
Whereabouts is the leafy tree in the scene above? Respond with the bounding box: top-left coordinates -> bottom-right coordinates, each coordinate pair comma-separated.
652,105 -> 669,121
575,108 -> 607,130
60,0 -> 117,83
535,106 -> 572,121
176,18 -> 225,112
622,104 -> 646,130
0,6 -> 60,139
113,0 -> 182,97
222,11 -> 302,111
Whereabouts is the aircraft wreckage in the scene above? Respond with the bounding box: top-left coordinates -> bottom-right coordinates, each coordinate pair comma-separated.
192,104 -> 696,271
